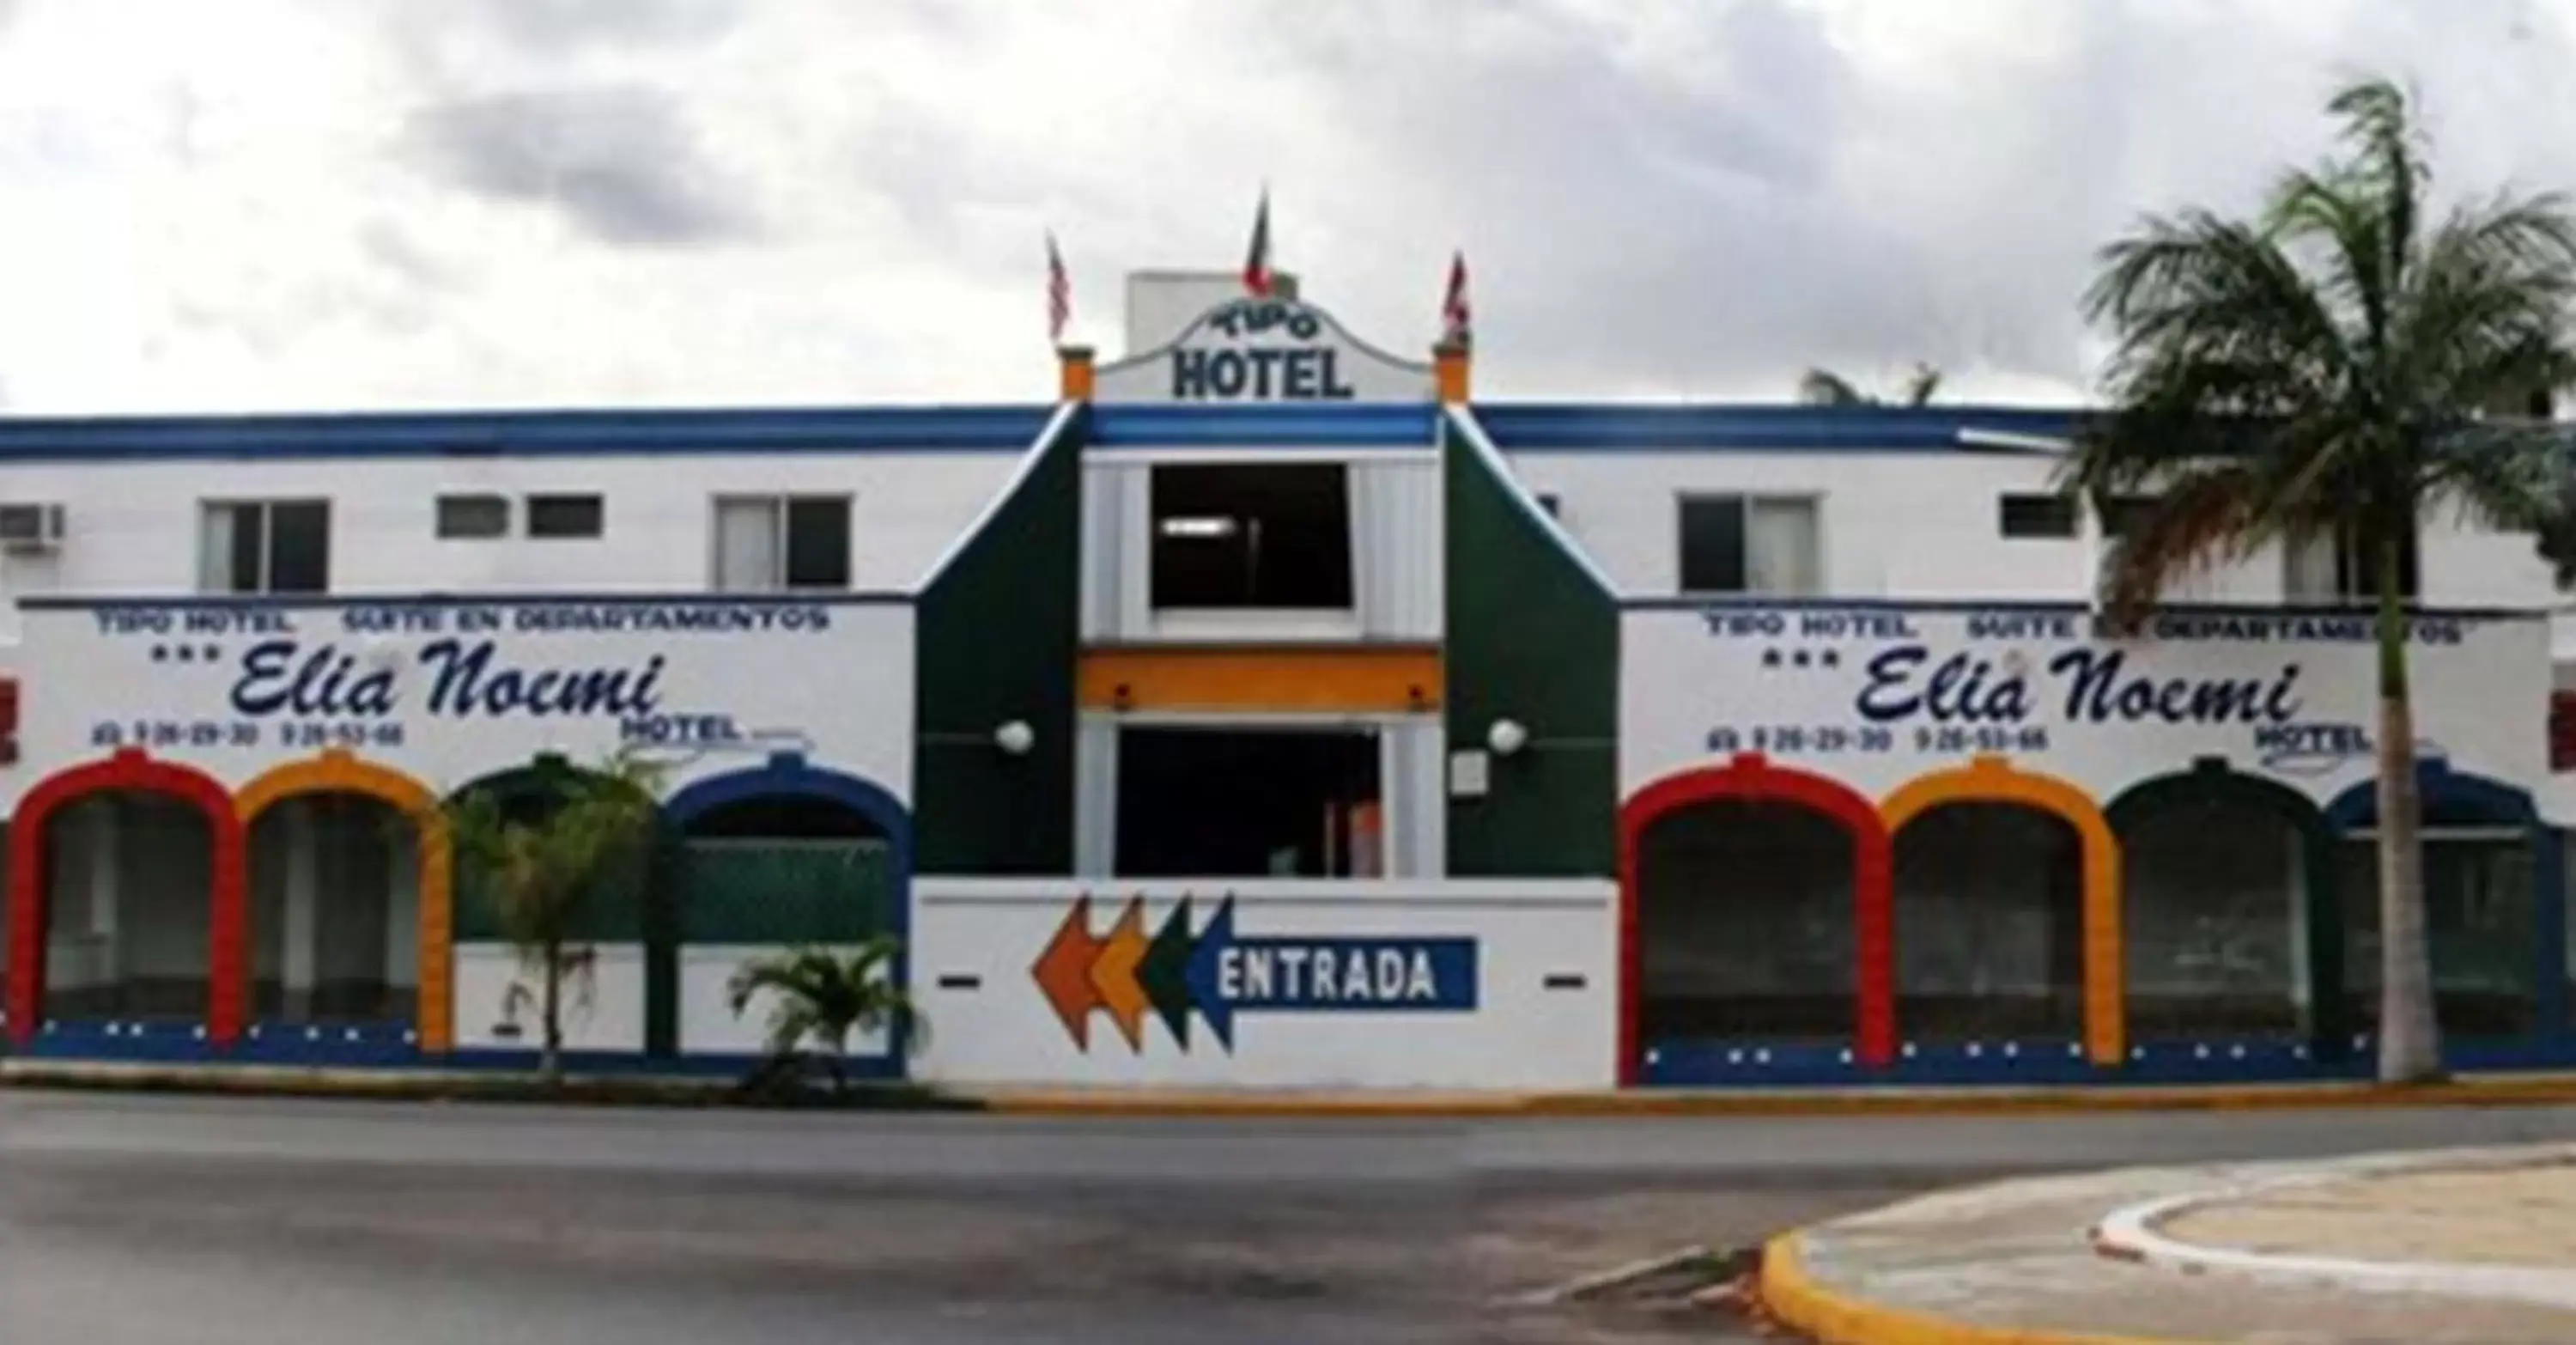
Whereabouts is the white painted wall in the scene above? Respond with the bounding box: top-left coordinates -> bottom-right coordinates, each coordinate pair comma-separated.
1509,449 -> 2563,608
909,877 -> 1617,1090
453,942 -> 645,1054
0,451 -> 1022,619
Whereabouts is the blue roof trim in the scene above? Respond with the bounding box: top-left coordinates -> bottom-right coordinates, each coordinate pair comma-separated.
1085,403 -> 1440,447
1619,594 -> 2544,622
1476,403 -> 2087,452
0,405 -> 1058,462
19,589 -> 914,611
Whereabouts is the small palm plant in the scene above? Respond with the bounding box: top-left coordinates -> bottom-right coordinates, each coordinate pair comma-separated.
447,751 -> 665,1086
1798,362 -> 1943,406
726,935 -> 921,1097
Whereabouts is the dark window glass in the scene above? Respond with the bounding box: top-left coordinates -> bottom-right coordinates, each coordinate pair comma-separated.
2098,495 -> 2160,540
1999,493 -> 2078,539
1677,496 -> 1747,593
1534,492 -> 1562,518
2334,520 -> 2421,599
1149,464 -> 1354,609
435,494 -> 509,539
266,502 -> 330,593
783,496 -> 852,589
225,503 -> 266,594
526,494 -> 605,539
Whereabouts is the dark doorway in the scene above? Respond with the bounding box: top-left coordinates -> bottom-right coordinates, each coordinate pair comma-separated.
1637,799 -> 1856,1043
1115,727 -> 1381,877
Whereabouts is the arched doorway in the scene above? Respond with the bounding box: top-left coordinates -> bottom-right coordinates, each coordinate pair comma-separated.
5,749 -> 246,1044
1883,757 -> 2122,1064
1619,754 -> 1893,1080
444,755 -> 653,1056
658,753 -> 912,1062
237,750 -> 447,1051
2108,759 -> 2338,1055
2324,764 -> 2554,1044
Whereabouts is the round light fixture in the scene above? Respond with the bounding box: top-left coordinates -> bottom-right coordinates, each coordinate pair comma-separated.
1487,718 -> 1529,757
993,720 -> 1036,756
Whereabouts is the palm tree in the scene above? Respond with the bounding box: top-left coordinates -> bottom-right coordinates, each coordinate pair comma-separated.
447,751 -> 665,1086
1798,362 -> 1943,407
2063,76 -> 2576,1084
726,936 -> 921,1095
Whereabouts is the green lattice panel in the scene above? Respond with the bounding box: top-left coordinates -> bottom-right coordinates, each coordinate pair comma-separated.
676,840 -> 893,946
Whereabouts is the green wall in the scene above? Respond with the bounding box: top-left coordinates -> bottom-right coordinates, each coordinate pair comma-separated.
911,417 -> 1083,873
1443,413 -> 1619,874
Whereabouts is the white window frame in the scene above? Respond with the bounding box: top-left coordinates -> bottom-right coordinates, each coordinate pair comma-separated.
708,493 -> 854,593
199,497 -> 331,595
1675,491 -> 1823,597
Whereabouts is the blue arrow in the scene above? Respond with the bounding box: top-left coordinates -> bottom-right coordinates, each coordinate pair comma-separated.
1184,895 -> 1236,1050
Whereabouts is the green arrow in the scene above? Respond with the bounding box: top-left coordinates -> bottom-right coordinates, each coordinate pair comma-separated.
1139,898 -> 1194,1049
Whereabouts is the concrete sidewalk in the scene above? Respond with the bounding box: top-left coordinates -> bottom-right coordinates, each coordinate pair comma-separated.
1762,1144 -> 2576,1343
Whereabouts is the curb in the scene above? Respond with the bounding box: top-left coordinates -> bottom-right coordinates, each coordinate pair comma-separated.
12,1061 -> 2576,1118
1759,1231 -> 2187,1345
2089,1144 -> 2576,1312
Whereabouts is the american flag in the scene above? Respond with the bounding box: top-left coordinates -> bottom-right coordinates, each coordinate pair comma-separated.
1242,189 -> 1273,297
1441,251 -> 1471,346
1046,231 -> 1071,344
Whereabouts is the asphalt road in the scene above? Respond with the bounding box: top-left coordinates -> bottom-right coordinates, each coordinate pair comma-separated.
3,1092 -> 2573,1345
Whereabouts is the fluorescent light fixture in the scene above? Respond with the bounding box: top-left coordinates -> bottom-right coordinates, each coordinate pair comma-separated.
1159,516 -> 1240,539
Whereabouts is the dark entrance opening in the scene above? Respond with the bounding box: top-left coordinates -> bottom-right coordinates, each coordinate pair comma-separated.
1637,799 -> 1856,1043
1115,727 -> 1381,877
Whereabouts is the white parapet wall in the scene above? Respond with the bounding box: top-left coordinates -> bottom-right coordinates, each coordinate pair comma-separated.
908,877 -> 1618,1091
453,942 -> 646,1055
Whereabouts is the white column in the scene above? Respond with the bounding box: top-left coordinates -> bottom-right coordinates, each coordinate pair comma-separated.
1074,716 -> 1119,877
283,800 -> 319,1017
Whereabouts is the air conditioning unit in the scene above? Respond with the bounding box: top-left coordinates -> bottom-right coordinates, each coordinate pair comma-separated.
0,502 -> 65,553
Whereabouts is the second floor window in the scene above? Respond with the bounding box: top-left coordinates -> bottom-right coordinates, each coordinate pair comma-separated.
1150,463 -> 1355,610
1678,494 -> 1819,595
2285,520 -> 2420,601
714,495 -> 851,591
200,499 -> 329,594
526,493 -> 605,539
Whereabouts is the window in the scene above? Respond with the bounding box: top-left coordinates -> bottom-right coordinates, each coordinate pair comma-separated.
1677,494 -> 1819,595
1149,463 -> 1354,609
434,494 -> 510,539
1534,492 -> 1563,519
713,495 -> 851,591
2095,494 -> 2160,540
1999,493 -> 2078,539
526,493 -> 605,539
2285,521 -> 2420,601
199,500 -> 329,594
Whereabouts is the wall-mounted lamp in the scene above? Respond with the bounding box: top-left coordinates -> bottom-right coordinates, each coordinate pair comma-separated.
994,720 -> 1036,756
1486,718 -> 1528,757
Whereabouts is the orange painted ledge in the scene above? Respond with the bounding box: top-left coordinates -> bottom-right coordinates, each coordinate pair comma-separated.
1078,645 -> 1443,713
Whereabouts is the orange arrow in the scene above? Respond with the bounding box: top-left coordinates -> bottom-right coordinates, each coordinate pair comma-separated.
1089,898 -> 1151,1050
1031,896 -> 1105,1049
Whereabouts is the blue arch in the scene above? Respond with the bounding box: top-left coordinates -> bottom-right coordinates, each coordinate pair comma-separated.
2322,759 -> 2537,830
2323,759 -> 2566,1049
659,752 -> 916,1065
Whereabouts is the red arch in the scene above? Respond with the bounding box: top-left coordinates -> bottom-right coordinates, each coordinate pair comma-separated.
7,748 -> 246,1045
1618,752 -> 1895,1083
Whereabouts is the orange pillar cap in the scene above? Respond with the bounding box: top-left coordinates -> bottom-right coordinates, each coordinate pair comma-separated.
1059,345 -> 1096,402
1434,339 -> 1471,404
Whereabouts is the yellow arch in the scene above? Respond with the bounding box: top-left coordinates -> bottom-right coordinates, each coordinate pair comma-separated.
235,748 -> 454,1055
1880,754 -> 2125,1068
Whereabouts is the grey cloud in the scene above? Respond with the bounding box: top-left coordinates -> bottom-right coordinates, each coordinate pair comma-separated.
388,0 -> 736,59
401,87 -> 758,247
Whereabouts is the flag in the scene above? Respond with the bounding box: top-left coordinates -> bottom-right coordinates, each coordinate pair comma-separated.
1242,189 -> 1273,297
1046,231 -> 1071,344
1440,250 -> 1471,346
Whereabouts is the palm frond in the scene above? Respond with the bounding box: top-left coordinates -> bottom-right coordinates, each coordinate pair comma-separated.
1903,363 -> 1942,406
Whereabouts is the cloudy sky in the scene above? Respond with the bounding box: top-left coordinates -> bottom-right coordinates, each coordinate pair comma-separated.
0,0 -> 2571,412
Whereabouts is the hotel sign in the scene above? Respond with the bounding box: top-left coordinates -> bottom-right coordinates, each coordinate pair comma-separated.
1619,603 -> 2551,802
1093,298 -> 1435,404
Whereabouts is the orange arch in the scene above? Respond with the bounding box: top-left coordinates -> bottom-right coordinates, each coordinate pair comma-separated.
1880,755 -> 2124,1068
235,749 -> 454,1054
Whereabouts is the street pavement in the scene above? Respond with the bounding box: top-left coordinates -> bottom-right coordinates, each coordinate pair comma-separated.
2,1090 -> 2572,1344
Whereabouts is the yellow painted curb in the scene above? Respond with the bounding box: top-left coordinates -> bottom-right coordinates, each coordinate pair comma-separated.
1759,1231 -> 2188,1345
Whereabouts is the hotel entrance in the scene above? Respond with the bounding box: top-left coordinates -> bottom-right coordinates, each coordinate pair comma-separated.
1113,725 -> 1384,878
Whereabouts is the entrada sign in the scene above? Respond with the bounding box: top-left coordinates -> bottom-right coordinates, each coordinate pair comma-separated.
1031,894 -> 1478,1052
